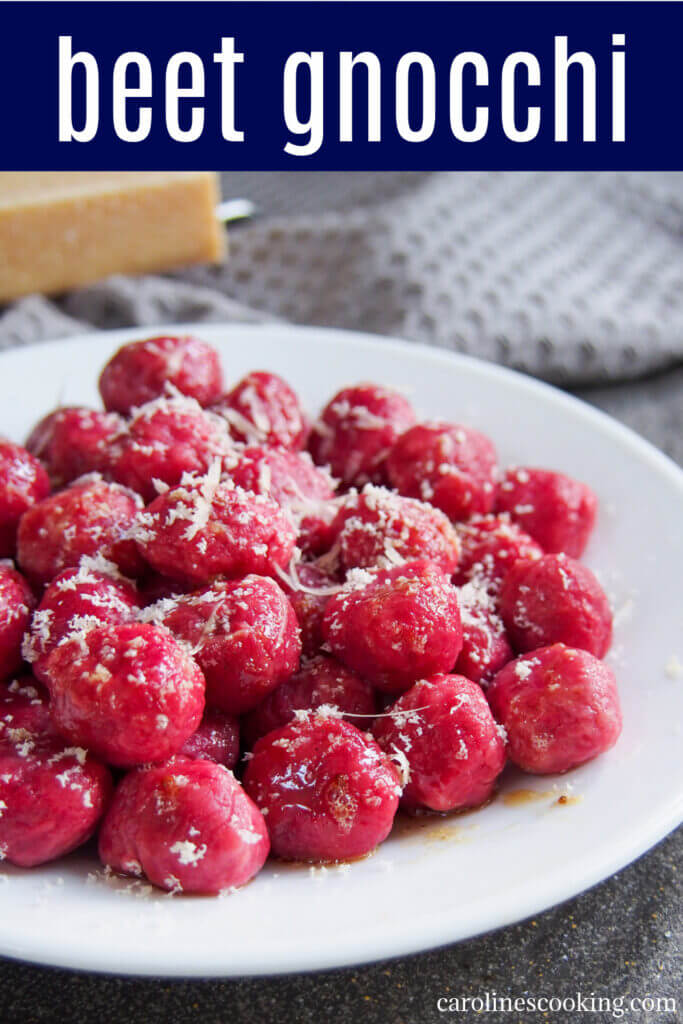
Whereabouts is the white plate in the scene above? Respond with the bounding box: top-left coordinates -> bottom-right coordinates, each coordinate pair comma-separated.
0,323 -> 681,977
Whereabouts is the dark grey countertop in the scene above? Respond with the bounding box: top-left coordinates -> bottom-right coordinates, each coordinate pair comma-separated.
0,371 -> 681,1024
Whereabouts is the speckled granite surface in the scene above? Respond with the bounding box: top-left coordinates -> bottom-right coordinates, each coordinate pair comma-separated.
0,376 -> 680,1024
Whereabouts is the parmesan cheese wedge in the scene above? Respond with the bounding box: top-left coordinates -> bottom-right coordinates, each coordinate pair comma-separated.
0,171 -> 225,302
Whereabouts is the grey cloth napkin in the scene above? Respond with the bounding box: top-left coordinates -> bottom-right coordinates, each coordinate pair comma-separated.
191,171 -> 683,386
0,172 -> 680,455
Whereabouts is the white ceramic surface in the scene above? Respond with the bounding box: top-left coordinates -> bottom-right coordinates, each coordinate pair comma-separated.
0,323 -> 681,977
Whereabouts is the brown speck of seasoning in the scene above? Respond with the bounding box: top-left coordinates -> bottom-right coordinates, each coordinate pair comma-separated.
555,793 -> 583,806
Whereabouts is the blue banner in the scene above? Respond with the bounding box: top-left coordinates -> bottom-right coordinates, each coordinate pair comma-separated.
0,1 -> 680,169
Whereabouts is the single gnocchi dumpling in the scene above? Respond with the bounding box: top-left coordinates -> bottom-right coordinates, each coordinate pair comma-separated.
244,715 -> 401,862
487,644 -> 622,775
99,757 -> 269,894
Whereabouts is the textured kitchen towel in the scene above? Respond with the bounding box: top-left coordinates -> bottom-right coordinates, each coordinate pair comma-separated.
1,172 -> 682,386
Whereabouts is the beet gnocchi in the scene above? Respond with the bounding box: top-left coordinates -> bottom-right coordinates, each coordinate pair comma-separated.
244,716 -> 401,862
98,757 -> 268,893
43,621 -> 205,768
0,331 -> 622,895
151,575 -> 301,714
322,560 -> 464,693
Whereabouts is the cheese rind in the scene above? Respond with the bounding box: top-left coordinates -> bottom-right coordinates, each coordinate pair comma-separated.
0,172 -> 225,302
